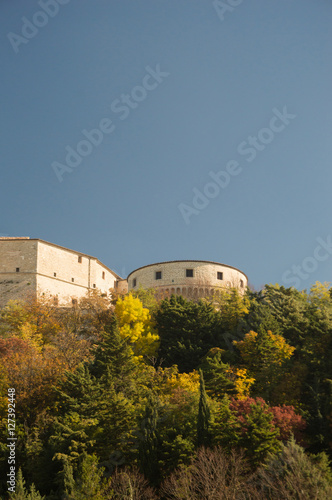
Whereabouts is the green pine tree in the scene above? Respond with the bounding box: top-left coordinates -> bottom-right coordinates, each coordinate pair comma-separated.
89,315 -> 137,392
155,295 -> 222,372
199,348 -> 236,400
62,453 -> 105,500
9,468 -> 44,500
9,468 -> 27,500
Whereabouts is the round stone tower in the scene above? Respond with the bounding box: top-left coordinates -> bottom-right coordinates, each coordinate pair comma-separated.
127,260 -> 247,298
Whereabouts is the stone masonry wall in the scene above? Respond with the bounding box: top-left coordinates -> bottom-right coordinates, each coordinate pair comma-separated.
0,238 -> 121,306
36,241 -> 119,305
0,239 -> 38,306
128,260 -> 247,297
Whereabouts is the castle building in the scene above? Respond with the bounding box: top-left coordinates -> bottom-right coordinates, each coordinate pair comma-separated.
0,237 -> 126,307
0,238 -> 247,306
127,260 -> 248,298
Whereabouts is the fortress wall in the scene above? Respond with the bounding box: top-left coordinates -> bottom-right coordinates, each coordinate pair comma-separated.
0,239 -> 121,306
0,239 -> 38,306
37,274 -> 91,304
37,240 -> 90,288
0,240 -> 247,306
0,239 -> 37,273
87,258 -> 118,294
0,273 -> 37,306
36,241 -> 118,304
128,260 -> 247,295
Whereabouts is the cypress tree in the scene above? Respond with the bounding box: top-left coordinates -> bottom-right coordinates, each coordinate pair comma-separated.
197,369 -> 211,447
138,394 -> 160,485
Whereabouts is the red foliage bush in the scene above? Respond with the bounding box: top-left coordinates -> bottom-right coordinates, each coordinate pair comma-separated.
229,397 -> 306,443
270,405 -> 306,443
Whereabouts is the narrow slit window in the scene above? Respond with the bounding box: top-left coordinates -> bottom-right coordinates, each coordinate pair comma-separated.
133,278 -> 137,287
102,271 -> 105,279
78,256 -> 82,263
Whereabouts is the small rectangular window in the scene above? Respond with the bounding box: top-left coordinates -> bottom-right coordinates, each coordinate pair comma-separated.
240,279 -> 244,288
78,256 -> 82,263
102,271 -> 105,279
54,272 -> 57,277
93,284 -> 96,288
155,271 -> 162,280
217,272 -> 223,280
16,268 -> 20,272
72,278 -> 74,282
186,269 -> 193,278
133,278 -> 137,287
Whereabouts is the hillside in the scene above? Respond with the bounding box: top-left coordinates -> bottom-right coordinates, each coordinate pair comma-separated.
1,283 -> 332,498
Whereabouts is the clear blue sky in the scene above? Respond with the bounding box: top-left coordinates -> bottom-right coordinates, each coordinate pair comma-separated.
1,0 -> 332,291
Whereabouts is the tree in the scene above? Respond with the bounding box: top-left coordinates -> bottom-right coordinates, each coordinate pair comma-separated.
62,453 -> 106,500
160,447 -> 251,500
154,295 -> 222,372
210,287 -> 249,332
51,361 -> 137,474
9,468 -> 44,499
253,436 -> 332,499
0,296 -> 61,345
197,370 -> 211,447
138,395 -> 161,485
229,398 -> 281,466
1,340 -> 65,424
309,281 -> 332,308
199,348 -> 237,400
243,285 -> 308,350
234,329 -> 295,400
270,404 -> 306,443
148,367 -> 198,477
89,315 -> 138,391
131,286 -> 160,313
62,289 -> 113,340
115,294 -> 160,361
106,466 -> 157,499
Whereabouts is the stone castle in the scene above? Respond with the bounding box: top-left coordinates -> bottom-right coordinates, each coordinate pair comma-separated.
0,237 -> 248,307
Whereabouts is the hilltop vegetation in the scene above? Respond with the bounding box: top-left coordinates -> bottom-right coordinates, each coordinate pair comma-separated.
1,283 -> 332,498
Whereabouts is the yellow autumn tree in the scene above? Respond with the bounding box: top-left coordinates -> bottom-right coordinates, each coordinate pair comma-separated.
233,330 -> 295,400
114,294 -> 160,360
227,367 -> 255,400
234,330 -> 294,368
166,369 -> 200,394
150,366 -> 200,403
0,297 -> 61,344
